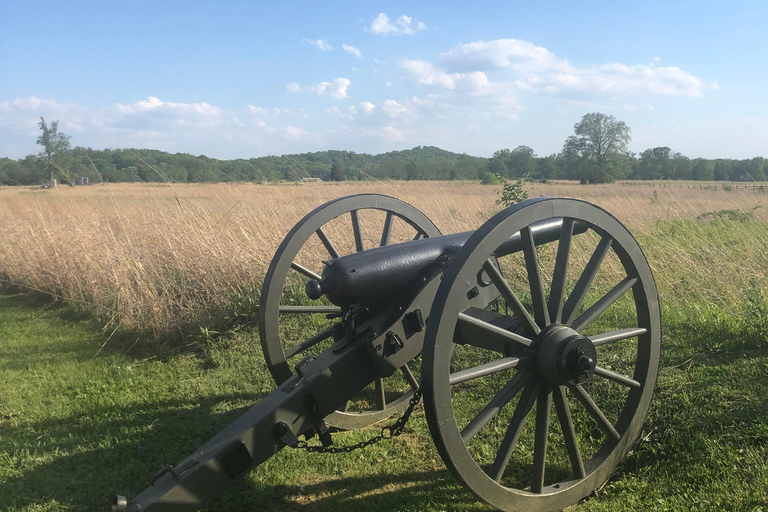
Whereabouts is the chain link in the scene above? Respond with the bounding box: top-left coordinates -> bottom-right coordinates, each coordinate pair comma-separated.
290,388 -> 422,454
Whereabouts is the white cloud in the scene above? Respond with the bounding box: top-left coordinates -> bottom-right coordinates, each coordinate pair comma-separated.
442,39 -> 558,73
399,60 -> 520,111
248,105 -> 269,115
369,13 -> 426,36
381,126 -> 404,140
439,38 -> 712,98
280,125 -> 310,141
359,101 -> 375,113
303,38 -> 332,51
307,78 -> 351,100
10,96 -> 64,110
381,99 -> 410,119
343,44 -> 362,57
327,105 -> 357,121
114,97 -> 223,126
286,78 -> 350,100
622,104 -> 655,111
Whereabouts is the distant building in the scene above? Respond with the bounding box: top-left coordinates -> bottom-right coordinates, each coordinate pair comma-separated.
299,177 -> 323,183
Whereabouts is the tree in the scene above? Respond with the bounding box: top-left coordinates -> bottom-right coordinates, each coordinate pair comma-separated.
330,161 -> 345,181
563,113 -> 631,183
36,117 -> 71,184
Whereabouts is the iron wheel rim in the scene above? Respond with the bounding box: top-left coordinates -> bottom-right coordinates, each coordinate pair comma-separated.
259,193 -> 441,429
423,197 -> 661,511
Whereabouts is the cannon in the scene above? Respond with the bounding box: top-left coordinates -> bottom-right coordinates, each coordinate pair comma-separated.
112,194 -> 660,512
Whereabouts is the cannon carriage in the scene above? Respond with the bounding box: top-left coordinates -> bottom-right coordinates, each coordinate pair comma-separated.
113,194 -> 660,512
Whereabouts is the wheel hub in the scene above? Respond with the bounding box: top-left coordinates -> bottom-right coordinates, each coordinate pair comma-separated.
536,325 -> 597,386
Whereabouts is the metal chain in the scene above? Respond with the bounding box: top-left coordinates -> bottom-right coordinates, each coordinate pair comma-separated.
290,388 -> 422,454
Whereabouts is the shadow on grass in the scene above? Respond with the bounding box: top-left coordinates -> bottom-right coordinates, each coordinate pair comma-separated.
1,392 -> 482,512
0,285 -> 210,363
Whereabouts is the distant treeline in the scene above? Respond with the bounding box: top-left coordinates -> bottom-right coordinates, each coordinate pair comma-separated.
1,145 -> 766,186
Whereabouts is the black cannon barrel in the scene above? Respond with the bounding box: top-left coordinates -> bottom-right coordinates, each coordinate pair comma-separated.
309,218 -> 587,307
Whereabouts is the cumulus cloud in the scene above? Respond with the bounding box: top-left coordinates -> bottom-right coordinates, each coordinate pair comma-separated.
286,79 -> 351,99
343,44 -> 362,57
7,96 -> 64,110
0,95 -> 309,158
303,38 -> 332,51
399,60 -> 520,111
369,13 -> 426,36
359,101 -> 375,113
439,38 -> 712,98
327,105 -> 357,121
114,97 -> 223,126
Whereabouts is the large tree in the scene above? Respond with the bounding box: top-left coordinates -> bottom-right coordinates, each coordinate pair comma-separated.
563,112 -> 631,183
36,117 -> 71,184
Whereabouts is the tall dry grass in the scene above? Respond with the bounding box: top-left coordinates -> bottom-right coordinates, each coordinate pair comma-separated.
0,181 -> 766,337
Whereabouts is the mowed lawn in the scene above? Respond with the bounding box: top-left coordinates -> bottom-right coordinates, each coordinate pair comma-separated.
1,279 -> 767,512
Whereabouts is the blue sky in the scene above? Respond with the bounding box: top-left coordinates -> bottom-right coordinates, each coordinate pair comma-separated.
1,0 -> 766,160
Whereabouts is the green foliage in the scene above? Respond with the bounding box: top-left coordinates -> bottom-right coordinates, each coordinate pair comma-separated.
563,112 -> 632,183
1,124 -> 766,186
36,117 -> 72,183
479,171 -> 500,185
696,205 -> 762,222
495,176 -> 528,207
330,161 -> 345,181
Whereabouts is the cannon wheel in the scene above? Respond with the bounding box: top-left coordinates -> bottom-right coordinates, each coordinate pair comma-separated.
260,193 -> 441,430
423,198 -> 660,511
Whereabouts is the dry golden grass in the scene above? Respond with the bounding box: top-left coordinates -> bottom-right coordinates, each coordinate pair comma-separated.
0,181 -> 766,336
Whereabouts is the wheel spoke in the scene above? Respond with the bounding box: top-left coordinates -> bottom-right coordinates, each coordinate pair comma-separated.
350,210 -> 365,252
449,356 -> 525,385
553,385 -> 585,479
568,384 -> 620,441
284,325 -> 338,359
482,260 -> 540,335
548,218 -> 574,323
401,364 -> 420,390
461,370 -> 533,444
413,230 -> 424,241
593,366 -> 641,389
521,226 -> 550,328
532,385 -> 552,493
315,226 -> 340,259
589,327 -> 647,347
571,276 -> 638,332
458,312 -> 533,348
562,236 -> 613,326
278,305 -> 341,314
375,377 -> 386,410
380,211 -> 394,247
290,261 -> 321,281
490,380 -> 541,482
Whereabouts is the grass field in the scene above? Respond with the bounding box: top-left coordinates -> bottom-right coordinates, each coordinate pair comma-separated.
1,181 -> 767,511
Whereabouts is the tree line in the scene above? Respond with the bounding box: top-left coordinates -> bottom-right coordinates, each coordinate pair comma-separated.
0,114 -> 765,186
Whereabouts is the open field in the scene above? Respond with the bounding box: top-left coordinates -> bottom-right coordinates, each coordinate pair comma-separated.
1,181 -> 766,336
1,181 -> 767,511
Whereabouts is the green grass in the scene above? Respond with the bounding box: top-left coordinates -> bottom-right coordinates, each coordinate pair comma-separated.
2,217 -> 768,511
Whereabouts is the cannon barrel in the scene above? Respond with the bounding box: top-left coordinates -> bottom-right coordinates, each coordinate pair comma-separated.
309,218 -> 587,307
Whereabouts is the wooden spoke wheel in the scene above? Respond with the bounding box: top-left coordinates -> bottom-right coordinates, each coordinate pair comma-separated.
259,194 -> 441,430
423,198 -> 661,511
